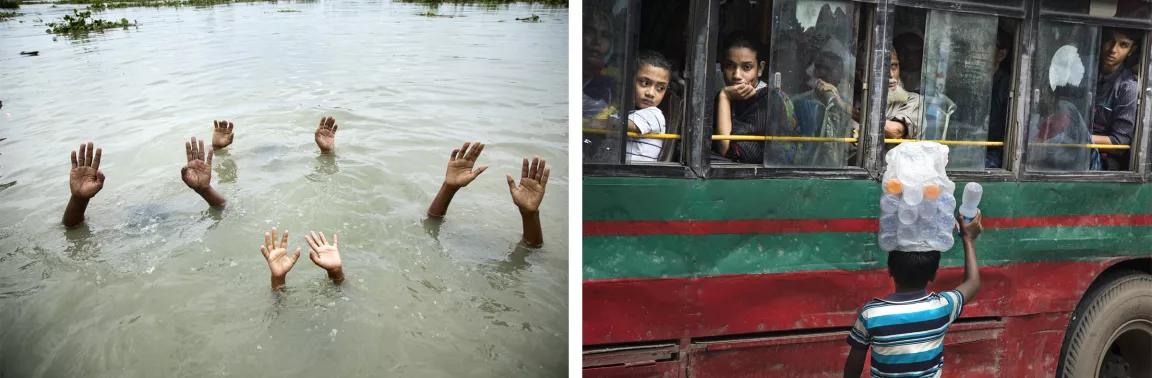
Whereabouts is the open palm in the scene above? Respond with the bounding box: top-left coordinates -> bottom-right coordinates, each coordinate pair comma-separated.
181,137 -> 213,191
444,142 -> 488,189
306,231 -> 342,272
315,116 -> 338,153
507,157 -> 550,214
260,228 -> 300,278
69,142 -> 105,199
211,120 -> 234,149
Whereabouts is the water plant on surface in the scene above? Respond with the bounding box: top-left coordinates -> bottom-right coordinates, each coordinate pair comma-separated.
399,0 -> 566,6
515,14 -> 539,22
0,11 -> 19,20
45,9 -> 136,35
54,0 -> 286,11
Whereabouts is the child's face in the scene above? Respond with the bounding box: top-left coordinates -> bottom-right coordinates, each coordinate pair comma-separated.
721,47 -> 762,86
633,64 -> 670,109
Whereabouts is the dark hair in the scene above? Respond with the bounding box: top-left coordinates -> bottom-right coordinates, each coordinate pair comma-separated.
635,50 -> 673,75
1104,27 -> 1143,67
722,32 -> 763,60
892,33 -> 923,58
887,250 -> 941,289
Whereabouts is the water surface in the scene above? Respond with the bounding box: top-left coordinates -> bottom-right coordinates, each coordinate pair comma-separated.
0,2 -> 568,376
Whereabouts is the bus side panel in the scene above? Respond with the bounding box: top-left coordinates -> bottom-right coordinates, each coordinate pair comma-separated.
997,312 -> 1073,377
584,362 -> 682,378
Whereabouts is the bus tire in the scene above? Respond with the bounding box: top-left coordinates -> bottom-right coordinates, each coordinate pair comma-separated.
1058,270 -> 1152,378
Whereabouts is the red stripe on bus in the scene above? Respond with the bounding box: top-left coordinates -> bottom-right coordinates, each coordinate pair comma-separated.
584,214 -> 1152,236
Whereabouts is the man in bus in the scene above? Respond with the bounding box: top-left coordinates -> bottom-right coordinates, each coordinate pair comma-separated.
843,213 -> 984,377
884,50 -> 924,140
1090,28 -> 1141,171
713,33 -> 797,164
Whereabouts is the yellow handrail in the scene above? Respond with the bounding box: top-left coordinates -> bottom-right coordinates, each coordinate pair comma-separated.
583,128 -> 1126,149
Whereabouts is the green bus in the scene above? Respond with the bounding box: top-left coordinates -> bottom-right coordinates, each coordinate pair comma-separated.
582,0 -> 1152,376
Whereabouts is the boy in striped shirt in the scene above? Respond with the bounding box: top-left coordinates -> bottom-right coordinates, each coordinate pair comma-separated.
626,50 -> 671,163
843,212 -> 984,377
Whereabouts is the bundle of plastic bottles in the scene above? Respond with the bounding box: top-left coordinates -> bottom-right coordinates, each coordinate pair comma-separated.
878,142 -> 957,252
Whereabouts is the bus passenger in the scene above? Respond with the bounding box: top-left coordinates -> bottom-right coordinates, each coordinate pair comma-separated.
714,33 -> 797,164
885,51 -> 924,139
986,30 -> 1013,169
844,213 -> 984,377
626,50 -> 671,163
1090,28 -> 1141,171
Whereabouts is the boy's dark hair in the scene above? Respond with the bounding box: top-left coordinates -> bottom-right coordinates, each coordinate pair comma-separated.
635,50 -> 673,75
888,250 -> 941,289
721,32 -> 763,60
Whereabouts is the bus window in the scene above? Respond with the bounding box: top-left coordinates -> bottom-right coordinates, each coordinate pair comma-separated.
1025,22 -> 1100,172
1044,0 -> 1151,20
917,11 -> 1010,170
582,0 -> 630,164
1026,22 -> 1144,172
625,0 -> 691,165
713,0 -> 864,168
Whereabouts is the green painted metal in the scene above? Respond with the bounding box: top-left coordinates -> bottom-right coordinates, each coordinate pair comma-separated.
583,177 -> 1152,280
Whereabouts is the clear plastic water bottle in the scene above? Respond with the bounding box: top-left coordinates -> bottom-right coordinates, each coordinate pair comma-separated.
959,182 -> 983,223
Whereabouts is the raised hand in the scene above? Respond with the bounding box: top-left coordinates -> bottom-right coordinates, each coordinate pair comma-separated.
444,142 -> 488,189
182,137 -> 213,191
306,231 -> 344,284
63,141 -> 105,227
506,157 -> 550,215
315,116 -> 338,154
69,141 -> 105,199
181,137 -> 225,207
260,227 -> 301,290
211,120 -> 234,149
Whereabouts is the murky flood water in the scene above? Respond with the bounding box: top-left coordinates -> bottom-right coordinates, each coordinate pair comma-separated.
0,2 -> 568,376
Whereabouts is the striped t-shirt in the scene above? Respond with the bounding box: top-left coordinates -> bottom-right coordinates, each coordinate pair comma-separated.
846,290 -> 965,378
627,107 -> 665,163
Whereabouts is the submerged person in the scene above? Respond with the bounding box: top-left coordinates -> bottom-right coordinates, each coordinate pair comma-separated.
258,228 -> 344,291
1090,28 -> 1141,171
713,34 -> 798,164
62,142 -> 106,227
426,142 -> 551,247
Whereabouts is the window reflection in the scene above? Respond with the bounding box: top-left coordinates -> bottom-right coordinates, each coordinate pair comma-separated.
582,0 -> 627,164
1027,22 -> 1099,172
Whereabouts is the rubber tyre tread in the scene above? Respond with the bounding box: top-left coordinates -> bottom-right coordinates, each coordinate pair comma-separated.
1058,270 -> 1152,378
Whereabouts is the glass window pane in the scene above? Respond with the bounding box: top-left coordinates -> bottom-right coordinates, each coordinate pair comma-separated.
1026,21 -> 1100,172
582,0 -> 630,164
1043,0 -> 1151,20
627,0 -> 690,165
917,10 -> 999,170
762,0 -> 860,167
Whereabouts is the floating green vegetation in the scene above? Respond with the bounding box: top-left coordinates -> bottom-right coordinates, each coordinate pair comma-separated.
515,14 -> 539,22
0,11 -> 19,20
0,0 -> 19,9
275,8 -> 299,12
45,9 -> 135,35
55,0 -> 288,11
399,0 -> 566,6
417,8 -> 457,17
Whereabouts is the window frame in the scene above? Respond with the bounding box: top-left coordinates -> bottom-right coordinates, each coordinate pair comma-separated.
582,0 -> 1152,184
1016,1 -> 1152,183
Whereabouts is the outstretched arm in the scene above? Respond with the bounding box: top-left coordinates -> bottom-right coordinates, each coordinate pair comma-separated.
506,157 -> 550,248
315,116 -> 338,154
306,231 -> 344,284
260,227 -> 301,291
181,137 -> 226,208
954,211 -> 983,301
843,347 -> 866,378
427,142 -> 488,218
63,142 -> 106,227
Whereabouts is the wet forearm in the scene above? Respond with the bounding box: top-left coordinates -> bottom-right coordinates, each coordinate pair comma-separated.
326,267 -> 344,285
271,275 -> 286,291
196,187 -> 226,208
427,184 -> 457,218
62,195 -> 90,227
520,210 -> 542,248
